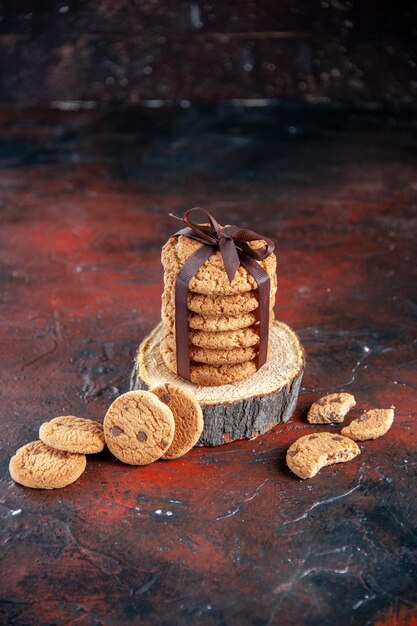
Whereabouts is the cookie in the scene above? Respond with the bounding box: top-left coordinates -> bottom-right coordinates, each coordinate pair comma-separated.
39,416 -> 105,454
163,273 -> 277,316
164,324 -> 261,350
187,309 -> 275,332
162,234 -> 277,296
162,334 -> 258,365
160,346 -> 258,385
9,440 -> 86,489
103,391 -> 175,465
307,392 -> 356,424
341,407 -> 395,441
188,326 -> 261,349
151,383 -> 204,458
286,432 -> 360,479
163,307 -> 275,334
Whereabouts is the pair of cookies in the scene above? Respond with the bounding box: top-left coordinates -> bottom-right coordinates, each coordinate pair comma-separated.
287,392 -> 395,479
9,417 -> 105,489
160,233 -> 277,385
104,386 -> 203,464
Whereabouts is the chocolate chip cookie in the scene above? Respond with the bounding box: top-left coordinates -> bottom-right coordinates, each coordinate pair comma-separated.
286,432 -> 361,479
9,440 -> 87,489
341,407 -> 395,441
307,392 -> 356,424
103,391 -> 175,465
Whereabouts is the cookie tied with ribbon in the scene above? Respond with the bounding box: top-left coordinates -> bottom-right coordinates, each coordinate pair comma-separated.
166,208 -> 276,381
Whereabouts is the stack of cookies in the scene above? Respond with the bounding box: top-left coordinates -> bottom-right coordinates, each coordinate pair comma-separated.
160,230 -> 277,386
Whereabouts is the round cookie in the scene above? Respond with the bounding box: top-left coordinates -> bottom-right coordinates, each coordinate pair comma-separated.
188,309 -> 275,332
162,334 -> 258,365
163,273 -> 277,317
341,407 -> 394,441
163,307 -> 275,334
39,416 -> 105,454
160,344 -> 258,385
188,326 -> 260,349
162,234 -> 277,296
151,383 -> 204,458
286,432 -> 361,479
103,391 -> 175,465
9,440 -> 86,489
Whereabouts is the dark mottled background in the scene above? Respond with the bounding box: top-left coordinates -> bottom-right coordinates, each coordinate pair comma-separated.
0,0 -> 416,108
0,3 -> 416,626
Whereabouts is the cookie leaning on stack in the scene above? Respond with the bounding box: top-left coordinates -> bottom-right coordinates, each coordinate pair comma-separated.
160,227 -> 278,386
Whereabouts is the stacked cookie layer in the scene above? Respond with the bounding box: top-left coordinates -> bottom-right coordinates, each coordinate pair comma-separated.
160,232 -> 277,385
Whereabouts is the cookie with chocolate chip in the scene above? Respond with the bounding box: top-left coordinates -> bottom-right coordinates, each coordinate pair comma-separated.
286,432 -> 360,479
341,407 -> 394,441
9,440 -> 86,489
307,392 -> 356,424
103,391 -> 175,465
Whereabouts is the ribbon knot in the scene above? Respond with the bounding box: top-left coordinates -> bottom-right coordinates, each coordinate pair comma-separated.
170,207 -> 274,283
168,208 -> 275,381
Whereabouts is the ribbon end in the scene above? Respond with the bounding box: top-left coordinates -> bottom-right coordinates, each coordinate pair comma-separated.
225,263 -> 239,283
169,212 -> 184,222
218,236 -> 240,283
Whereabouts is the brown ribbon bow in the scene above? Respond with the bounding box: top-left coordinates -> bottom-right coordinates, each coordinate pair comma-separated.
169,208 -> 275,380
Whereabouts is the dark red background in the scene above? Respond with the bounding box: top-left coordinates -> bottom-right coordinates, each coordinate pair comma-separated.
0,103 -> 416,625
1,5 -> 416,624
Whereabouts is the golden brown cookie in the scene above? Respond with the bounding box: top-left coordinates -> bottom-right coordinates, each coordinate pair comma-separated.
162,273 -> 277,316
307,393 -> 356,424
163,307 -> 275,334
160,344 -> 258,385
286,432 -> 360,479
188,326 -> 260,349
162,234 -> 277,296
162,334 -> 258,365
39,416 -> 105,454
9,440 -> 86,489
341,407 -> 394,441
103,391 -> 175,465
151,383 -> 204,458
187,309 -> 275,331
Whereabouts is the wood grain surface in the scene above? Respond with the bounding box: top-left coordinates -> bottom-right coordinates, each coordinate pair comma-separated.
0,104 -> 416,625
